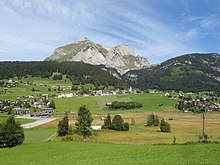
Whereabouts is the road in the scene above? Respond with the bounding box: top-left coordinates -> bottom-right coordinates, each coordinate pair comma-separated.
18,117 -> 57,128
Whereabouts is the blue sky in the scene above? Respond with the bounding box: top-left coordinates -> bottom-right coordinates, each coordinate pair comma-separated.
1,0 -> 220,63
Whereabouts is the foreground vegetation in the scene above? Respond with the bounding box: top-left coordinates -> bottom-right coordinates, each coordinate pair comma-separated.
0,141 -> 219,165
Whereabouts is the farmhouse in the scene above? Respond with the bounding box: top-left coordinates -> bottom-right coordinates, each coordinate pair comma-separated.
14,108 -> 30,115
41,108 -> 55,113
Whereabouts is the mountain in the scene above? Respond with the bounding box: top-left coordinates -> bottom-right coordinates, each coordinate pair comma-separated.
123,53 -> 220,92
45,37 -> 150,74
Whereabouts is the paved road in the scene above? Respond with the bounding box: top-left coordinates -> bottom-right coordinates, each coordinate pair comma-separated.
19,117 -> 57,128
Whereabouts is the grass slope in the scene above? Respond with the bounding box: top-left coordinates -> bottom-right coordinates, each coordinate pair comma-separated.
0,142 -> 219,165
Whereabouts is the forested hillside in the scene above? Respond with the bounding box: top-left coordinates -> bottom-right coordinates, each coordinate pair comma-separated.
123,53 -> 220,92
0,61 -> 126,88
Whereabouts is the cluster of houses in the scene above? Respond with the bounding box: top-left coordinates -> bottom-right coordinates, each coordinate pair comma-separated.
56,87 -> 135,98
0,97 -> 55,118
2,79 -> 19,88
170,91 -> 220,113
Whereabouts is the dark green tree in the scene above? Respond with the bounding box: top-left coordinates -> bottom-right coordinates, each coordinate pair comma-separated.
111,115 -> 124,131
75,105 -> 93,140
57,114 -> 69,136
111,115 -> 129,131
160,118 -> 171,132
50,99 -> 56,109
123,122 -> 130,131
103,113 -> 112,129
0,116 -> 24,148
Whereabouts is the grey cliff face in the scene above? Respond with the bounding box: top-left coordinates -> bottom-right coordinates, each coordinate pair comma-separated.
45,37 -> 151,74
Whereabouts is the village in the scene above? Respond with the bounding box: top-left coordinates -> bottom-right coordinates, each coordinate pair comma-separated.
0,79 -> 137,118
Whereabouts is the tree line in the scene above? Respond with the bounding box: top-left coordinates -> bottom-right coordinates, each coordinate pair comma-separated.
0,61 -> 126,89
108,101 -> 143,110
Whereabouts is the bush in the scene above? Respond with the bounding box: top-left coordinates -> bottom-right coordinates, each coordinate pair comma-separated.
159,118 -> 171,132
146,114 -> 159,126
123,122 -> 129,131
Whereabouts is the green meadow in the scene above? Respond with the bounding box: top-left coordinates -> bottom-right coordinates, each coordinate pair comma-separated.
0,115 -> 36,125
54,93 -> 177,114
0,141 -> 219,165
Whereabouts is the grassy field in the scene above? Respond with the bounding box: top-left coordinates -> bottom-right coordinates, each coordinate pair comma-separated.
53,112 -> 220,145
24,127 -> 57,143
54,93 -> 177,114
0,141 -> 219,165
0,115 -> 36,125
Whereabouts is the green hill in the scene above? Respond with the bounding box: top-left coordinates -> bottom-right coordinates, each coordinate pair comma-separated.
0,61 -> 125,89
123,53 -> 220,92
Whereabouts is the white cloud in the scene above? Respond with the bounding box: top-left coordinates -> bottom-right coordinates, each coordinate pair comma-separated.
0,0 -> 219,63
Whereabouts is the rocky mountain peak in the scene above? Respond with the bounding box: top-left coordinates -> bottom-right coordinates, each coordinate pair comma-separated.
112,44 -> 138,57
45,37 -> 151,74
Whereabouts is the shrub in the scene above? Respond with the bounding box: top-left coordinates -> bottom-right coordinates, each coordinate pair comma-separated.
123,122 -> 130,131
160,118 -> 171,132
146,114 -> 159,126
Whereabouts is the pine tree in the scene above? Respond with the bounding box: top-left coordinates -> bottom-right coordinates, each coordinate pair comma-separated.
0,116 -> 24,148
75,105 -> 93,140
57,114 -> 69,136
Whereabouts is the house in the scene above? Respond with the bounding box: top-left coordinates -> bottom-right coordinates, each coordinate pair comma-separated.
91,126 -> 102,130
34,100 -> 44,108
14,108 -> 30,115
41,94 -> 49,99
41,108 -> 55,113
